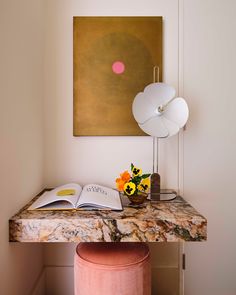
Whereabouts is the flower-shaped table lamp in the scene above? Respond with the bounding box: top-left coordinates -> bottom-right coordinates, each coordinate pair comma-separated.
132,70 -> 189,201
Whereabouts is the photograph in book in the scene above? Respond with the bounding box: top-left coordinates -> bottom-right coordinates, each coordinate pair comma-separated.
28,183 -> 122,211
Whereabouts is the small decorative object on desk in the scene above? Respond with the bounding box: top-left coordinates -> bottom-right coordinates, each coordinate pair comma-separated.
116,163 -> 150,205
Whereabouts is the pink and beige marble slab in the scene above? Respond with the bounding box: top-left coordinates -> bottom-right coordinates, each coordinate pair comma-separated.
9,193 -> 207,242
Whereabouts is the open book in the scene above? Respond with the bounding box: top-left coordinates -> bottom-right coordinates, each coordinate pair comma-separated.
28,183 -> 122,211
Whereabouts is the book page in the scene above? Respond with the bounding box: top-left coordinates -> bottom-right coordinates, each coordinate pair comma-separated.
77,184 -> 122,210
28,183 -> 82,210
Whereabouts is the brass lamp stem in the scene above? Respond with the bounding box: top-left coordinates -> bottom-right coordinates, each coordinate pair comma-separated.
151,137 -> 161,200
151,66 -> 161,201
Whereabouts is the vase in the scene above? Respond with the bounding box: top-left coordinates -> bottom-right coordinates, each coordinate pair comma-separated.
127,192 -> 148,205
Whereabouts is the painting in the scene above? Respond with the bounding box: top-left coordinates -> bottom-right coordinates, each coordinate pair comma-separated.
73,17 -> 162,136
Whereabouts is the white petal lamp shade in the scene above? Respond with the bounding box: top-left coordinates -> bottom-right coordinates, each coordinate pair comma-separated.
132,83 -> 189,138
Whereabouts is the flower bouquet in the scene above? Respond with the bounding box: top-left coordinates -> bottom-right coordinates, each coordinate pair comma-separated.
116,164 -> 151,205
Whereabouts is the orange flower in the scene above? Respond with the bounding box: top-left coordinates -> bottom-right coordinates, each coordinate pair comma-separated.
116,171 -> 131,191
116,178 -> 126,191
120,171 -> 131,182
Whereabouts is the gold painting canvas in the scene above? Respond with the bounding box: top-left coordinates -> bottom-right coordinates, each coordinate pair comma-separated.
73,17 -> 162,136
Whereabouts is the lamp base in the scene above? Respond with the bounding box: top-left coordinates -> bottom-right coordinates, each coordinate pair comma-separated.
150,173 -> 177,201
150,189 -> 177,201
150,172 -> 160,200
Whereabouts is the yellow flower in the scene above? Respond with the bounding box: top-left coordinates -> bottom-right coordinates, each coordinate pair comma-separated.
138,178 -> 150,192
124,182 -> 136,195
132,166 -> 142,177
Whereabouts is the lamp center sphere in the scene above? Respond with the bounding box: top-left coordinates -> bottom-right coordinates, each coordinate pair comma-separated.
155,105 -> 164,116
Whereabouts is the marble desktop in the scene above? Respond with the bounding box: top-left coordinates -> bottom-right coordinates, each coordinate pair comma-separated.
9,192 -> 207,243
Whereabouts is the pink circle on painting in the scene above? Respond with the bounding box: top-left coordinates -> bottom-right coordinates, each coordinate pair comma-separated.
112,61 -> 125,74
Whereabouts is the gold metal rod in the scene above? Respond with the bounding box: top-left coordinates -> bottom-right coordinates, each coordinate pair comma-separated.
153,66 -> 160,83
153,136 -> 158,173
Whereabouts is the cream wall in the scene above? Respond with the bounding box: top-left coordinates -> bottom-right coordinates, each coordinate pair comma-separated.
43,0 -> 180,189
183,0 -> 236,294
43,0 -> 236,295
42,0 -> 181,294
0,0 -> 45,294
1,0 -> 235,294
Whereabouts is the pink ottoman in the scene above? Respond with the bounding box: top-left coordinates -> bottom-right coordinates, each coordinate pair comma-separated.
74,242 -> 151,295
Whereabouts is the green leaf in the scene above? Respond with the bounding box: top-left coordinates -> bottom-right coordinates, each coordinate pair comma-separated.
132,176 -> 142,185
131,163 -> 134,171
142,174 -> 151,179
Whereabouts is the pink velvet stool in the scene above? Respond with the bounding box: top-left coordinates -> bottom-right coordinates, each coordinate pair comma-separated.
74,242 -> 151,295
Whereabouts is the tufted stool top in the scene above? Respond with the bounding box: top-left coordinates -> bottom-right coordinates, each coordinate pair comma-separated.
76,242 -> 150,268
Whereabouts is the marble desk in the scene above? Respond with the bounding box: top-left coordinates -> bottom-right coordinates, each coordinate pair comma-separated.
9,192 -> 207,243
